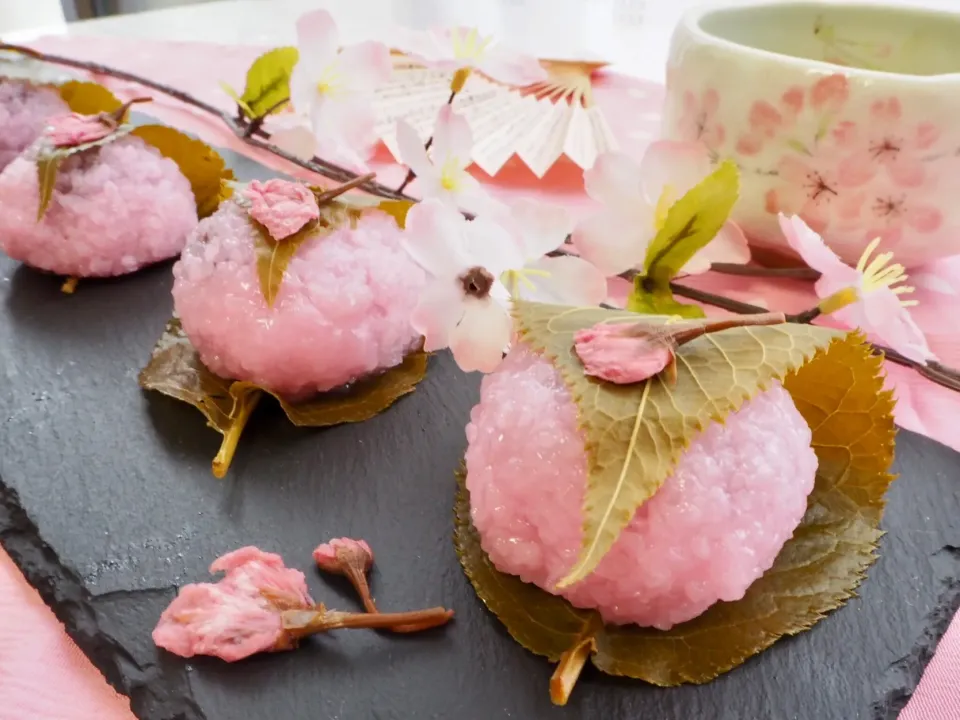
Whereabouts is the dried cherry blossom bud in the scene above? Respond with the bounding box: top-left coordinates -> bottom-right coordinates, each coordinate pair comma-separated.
313,538 -> 450,633
574,323 -> 676,385
313,537 -> 374,575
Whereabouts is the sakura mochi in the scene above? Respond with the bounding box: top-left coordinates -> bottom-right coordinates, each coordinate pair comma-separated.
0,80 -> 68,170
172,179 -> 426,400
0,112 -> 198,278
465,344 -> 818,630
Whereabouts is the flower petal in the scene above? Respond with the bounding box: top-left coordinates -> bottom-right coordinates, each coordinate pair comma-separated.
583,151 -> 644,208
432,105 -> 473,167
338,41 -> 392,93
403,199 -> 471,277
519,255 -> 608,306
463,213 -> 524,276
396,119 -> 435,181
639,140 -> 712,202
449,298 -> 512,373
861,288 -> 935,364
573,209 -> 649,277
778,213 -> 851,279
506,199 -> 574,260
269,124 -> 317,161
478,46 -> 548,87
295,10 -> 339,79
683,220 -> 751,274
410,278 -> 465,352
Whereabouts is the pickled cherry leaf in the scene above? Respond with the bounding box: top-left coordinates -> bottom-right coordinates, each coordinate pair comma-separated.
252,202 -> 361,306
139,318 -> 428,476
275,347 -> 428,427
511,301 -> 844,586
455,331 -> 896,698
35,126 -> 136,221
130,125 -> 234,218
56,80 -> 124,116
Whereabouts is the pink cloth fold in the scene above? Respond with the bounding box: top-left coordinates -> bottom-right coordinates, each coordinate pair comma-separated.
0,34 -> 954,720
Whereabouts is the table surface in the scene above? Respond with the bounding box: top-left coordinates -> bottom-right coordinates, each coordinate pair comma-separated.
1,2 -> 959,720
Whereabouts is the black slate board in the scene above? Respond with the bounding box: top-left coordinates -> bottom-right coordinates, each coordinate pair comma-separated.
2,145 -> 960,720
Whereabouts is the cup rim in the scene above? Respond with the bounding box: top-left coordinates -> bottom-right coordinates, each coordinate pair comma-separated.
681,0 -> 960,82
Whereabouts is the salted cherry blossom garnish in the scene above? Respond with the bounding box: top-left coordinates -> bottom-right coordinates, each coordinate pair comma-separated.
498,199 -> 606,307
394,26 -> 546,92
403,199 -> 522,373
243,179 -> 320,240
44,97 -> 150,148
574,314 -> 788,385
277,9 -> 391,170
779,214 -> 935,364
314,538 -> 450,633
153,546 -> 454,662
396,106 -> 498,215
573,142 -> 749,277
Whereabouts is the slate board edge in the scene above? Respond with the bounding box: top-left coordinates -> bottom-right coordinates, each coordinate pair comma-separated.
0,476 -> 205,720
873,548 -> 960,719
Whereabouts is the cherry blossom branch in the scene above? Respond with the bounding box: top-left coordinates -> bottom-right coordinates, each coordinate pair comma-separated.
709,262 -> 820,281
670,282 -> 960,392
5,43 -> 959,395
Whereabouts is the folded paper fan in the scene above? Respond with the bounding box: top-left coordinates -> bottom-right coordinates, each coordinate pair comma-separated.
373,57 -> 619,178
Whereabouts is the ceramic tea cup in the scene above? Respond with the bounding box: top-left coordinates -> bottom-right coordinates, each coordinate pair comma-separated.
660,0 -> 960,268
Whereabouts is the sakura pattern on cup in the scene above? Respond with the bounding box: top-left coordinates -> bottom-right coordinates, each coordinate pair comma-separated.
669,72 -> 958,267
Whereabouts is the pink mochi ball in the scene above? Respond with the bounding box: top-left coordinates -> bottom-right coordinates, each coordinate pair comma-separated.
465,344 -> 818,630
0,80 -> 69,170
0,136 -> 198,277
172,198 -> 427,400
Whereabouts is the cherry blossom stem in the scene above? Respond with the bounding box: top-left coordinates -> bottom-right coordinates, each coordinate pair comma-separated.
242,98 -> 291,138
709,262 -> 821,280
318,607 -> 454,631
315,172 -> 377,203
396,88 -> 460,193
212,391 -> 261,478
550,637 -> 595,706
6,43 -> 959,396
670,282 -> 960,392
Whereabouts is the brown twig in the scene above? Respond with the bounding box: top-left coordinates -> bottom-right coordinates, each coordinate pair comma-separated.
710,262 -> 821,280
5,42 -> 959,395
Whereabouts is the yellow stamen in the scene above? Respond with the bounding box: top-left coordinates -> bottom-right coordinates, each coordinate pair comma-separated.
855,236 -> 916,307
502,267 -> 553,297
439,156 -> 462,191
315,63 -> 342,96
653,185 -> 676,232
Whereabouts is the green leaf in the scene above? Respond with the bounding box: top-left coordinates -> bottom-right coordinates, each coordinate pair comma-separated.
238,46 -> 299,119
139,318 -> 428,477
56,80 -> 123,116
626,276 -> 705,318
642,160 -> 739,285
511,301 -> 844,587
219,81 -> 253,118
130,125 -> 235,218
455,331 -> 896,698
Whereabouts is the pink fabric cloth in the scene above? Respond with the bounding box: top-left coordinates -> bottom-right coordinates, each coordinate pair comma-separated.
0,34 -> 955,719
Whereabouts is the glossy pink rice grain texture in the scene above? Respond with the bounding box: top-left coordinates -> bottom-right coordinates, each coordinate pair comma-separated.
0,136 -> 197,277
0,80 -> 69,170
465,345 -> 818,630
173,199 -> 427,400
